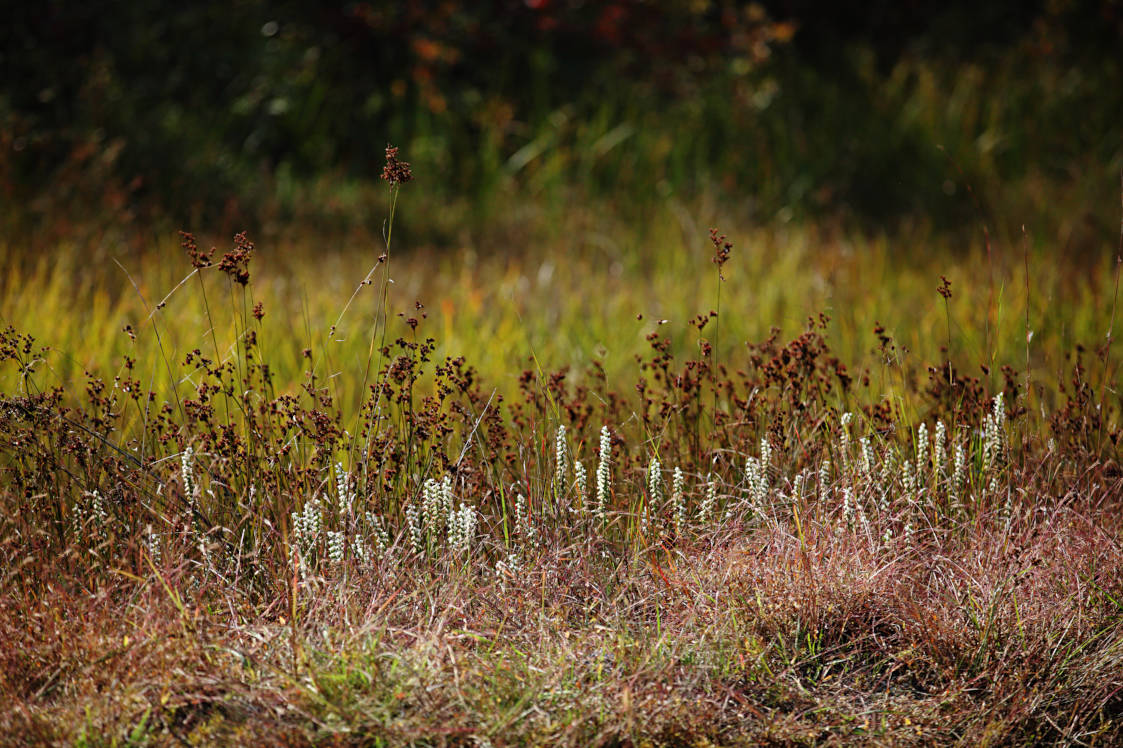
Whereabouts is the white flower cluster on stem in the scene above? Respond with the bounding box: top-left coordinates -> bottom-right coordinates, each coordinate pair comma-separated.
916,423 -> 929,485
648,456 -> 663,506
335,461 -> 355,518
596,426 -> 611,521
699,474 -> 717,524
71,489 -> 109,541
792,472 -> 806,504
326,530 -> 345,563
983,394 -> 1006,474
181,446 -> 200,508
143,524 -> 160,564
672,467 -> 686,533
574,461 -> 588,508
951,442 -> 967,509
515,492 -> 537,549
422,476 -> 453,536
934,420 -> 947,485
447,502 -> 477,554
406,503 -> 424,554
365,511 -> 391,552
292,497 -> 322,553
859,437 -> 874,479
745,437 -> 771,511
555,424 -> 568,498
352,537 -> 371,564
818,460 -> 831,496
496,551 -> 521,583
842,487 -> 855,530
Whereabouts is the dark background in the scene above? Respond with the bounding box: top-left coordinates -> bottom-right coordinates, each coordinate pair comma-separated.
2,0 -> 1120,244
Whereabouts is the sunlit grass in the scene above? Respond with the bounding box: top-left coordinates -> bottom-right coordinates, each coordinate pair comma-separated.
3,200 -> 1115,429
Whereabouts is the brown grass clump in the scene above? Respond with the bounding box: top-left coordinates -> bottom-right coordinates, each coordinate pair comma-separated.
3,458 -> 1120,745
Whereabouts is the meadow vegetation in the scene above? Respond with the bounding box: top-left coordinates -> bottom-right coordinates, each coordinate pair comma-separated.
3,6 -> 1123,744
2,141 -> 1122,745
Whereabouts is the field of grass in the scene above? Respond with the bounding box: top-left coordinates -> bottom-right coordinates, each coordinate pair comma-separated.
2,165 -> 1123,745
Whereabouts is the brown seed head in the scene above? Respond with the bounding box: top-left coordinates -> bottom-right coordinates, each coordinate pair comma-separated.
938,275 -> 953,300
710,228 -> 732,279
382,145 -> 413,185
218,232 -> 254,286
180,230 -> 213,270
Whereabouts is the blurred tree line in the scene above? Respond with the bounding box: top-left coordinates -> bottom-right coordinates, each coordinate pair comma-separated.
1,0 -> 1120,242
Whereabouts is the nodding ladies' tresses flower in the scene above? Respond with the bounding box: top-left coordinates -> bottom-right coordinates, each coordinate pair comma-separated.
647,456 -> 663,507
335,461 -> 355,517
983,394 -> 1006,473
421,476 -> 453,536
672,467 -> 686,533
952,442 -> 967,501
441,476 -> 453,522
879,449 -> 896,491
699,475 -> 717,524
496,551 -> 521,582
381,145 -> 413,185
933,420 -> 947,482
292,497 -> 323,554
181,446 -> 199,505
916,422 -> 929,482
421,479 -> 438,532
516,492 -> 537,549
839,413 -> 852,470
352,537 -> 371,565
596,426 -> 611,521
327,530 -> 345,564
143,525 -> 161,564
818,459 -> 831,495
759,437 -> 773,473
555,424 -> 569,498
406,502 -> 424,554
574,460 -> 588,508
72,489 -> 109,541
448,502 -> 478,554
365,511 -> 391,552
859,436 -> 874,479
745,439 -> 771,510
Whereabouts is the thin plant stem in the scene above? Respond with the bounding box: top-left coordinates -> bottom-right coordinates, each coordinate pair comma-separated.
357,183 -> 400,473
1023,224 -> 1031,409
1101,170 -> 1123,415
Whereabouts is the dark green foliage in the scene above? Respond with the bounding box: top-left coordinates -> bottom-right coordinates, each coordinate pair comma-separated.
3,1 -> 1121,239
